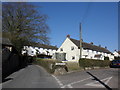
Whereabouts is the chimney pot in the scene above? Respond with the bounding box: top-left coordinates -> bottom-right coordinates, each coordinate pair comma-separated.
90,42 -> 93,45
105,46 -> 107,49
67,34 -> 70,38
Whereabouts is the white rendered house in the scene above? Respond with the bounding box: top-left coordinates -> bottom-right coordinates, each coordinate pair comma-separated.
56,35 -> 114,62
22,43 -> 58,58
113,50 -> 120,58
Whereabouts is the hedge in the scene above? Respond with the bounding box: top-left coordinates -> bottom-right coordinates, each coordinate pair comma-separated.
79,58 -> 110,69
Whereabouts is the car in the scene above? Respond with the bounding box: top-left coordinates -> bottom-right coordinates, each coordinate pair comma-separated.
109,60 -> 120,68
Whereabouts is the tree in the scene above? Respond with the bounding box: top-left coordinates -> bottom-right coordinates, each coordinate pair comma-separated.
2,2 -> 50,53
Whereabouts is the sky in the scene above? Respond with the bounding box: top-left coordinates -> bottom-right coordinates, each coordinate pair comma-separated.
32,2 -> 118,52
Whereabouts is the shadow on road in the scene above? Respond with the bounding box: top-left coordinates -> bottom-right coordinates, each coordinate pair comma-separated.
2,63 -> 31,83
2,78 -> 13,83
86,71 -> 112,90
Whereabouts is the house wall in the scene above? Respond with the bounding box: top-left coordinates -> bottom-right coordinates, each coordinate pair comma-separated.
113,51 -> 120,57
57,37 -> 80,62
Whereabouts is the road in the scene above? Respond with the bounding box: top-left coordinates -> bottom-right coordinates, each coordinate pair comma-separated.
55,68 -> 119,89
2,65 -> 60,88
2,64 -> 119,89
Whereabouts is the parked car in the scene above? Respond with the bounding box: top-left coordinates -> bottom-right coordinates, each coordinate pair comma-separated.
109,60 -> 120,68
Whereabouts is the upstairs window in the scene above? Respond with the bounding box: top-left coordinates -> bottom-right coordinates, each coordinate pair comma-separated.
60,48 -> 63,51
71,46 -> 74,50
87,50 -> 89,52
72,56 -> 75,60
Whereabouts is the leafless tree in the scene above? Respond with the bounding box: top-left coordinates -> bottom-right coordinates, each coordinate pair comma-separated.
2,2 -> 50,53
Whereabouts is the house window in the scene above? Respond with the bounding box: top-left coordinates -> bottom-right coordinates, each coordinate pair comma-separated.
87,50 -> 89,52
71,46 -> 74,50
72,56 -> 75,60
60,48 -> 63,51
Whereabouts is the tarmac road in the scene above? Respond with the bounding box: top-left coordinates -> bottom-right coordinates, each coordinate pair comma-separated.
54,68 -> 119,89
2,64 -> 119,89
2,65 -> 60,88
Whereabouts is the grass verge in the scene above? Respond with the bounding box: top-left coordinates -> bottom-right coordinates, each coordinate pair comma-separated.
33,58 -> 61,73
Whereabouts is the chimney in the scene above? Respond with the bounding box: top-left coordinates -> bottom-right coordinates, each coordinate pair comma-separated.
90,42 -> 93,45
66,34 -> 70,38
114,49 -> 117,51
105,46 -> 107,49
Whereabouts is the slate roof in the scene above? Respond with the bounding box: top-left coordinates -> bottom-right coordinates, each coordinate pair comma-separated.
26,42 -> 58,50
118,51 -> 120,54
70,38 -> 112,54
34,44 -> 58,50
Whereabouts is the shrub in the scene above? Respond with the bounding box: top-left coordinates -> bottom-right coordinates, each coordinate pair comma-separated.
79,58 -> 110,69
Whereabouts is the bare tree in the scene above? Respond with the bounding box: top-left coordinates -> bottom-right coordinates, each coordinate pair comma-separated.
2,2 -> 50,53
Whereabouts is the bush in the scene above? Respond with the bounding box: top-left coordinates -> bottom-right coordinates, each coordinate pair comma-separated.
79,58 -> 110,69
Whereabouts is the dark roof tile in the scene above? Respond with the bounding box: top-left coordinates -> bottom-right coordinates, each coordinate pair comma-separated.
27,42 -> 58,50
70,38 -> 112,54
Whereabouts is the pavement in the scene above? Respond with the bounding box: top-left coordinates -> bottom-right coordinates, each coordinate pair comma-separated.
2,64 -> 119,89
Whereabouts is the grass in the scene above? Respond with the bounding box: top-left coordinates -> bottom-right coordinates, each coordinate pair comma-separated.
33,58 -> 110,74
33,58 -> 82,74
65,61 -> 82,71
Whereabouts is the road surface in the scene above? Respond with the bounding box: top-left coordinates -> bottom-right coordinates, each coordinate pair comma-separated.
2,65 -> 60,88
2,64 -> 119,89
55,68 -> 119,89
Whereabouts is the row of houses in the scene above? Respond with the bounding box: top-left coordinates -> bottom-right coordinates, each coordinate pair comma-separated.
22,42 -> 58,58
22,35 -> 119,62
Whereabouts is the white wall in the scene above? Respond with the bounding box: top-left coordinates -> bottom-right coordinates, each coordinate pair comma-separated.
113,51 -> 120,57
57,37 -> 79,62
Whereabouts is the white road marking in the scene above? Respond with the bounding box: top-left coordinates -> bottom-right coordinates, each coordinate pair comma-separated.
52,75 -> 64,87
61,77 -> 92,88
86,76 -> 112,87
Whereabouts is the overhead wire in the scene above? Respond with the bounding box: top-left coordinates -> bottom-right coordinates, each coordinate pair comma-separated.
81,2 -> 92,23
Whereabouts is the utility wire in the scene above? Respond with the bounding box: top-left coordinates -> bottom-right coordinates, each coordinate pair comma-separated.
81,2 -> 92,23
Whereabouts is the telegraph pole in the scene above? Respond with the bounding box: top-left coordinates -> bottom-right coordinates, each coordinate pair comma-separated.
79,23 -> 82,59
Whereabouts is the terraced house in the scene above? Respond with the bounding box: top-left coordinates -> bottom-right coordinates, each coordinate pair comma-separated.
56,35 -> 114,62
113,50 -> 120,59
22,43 -> 58,58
